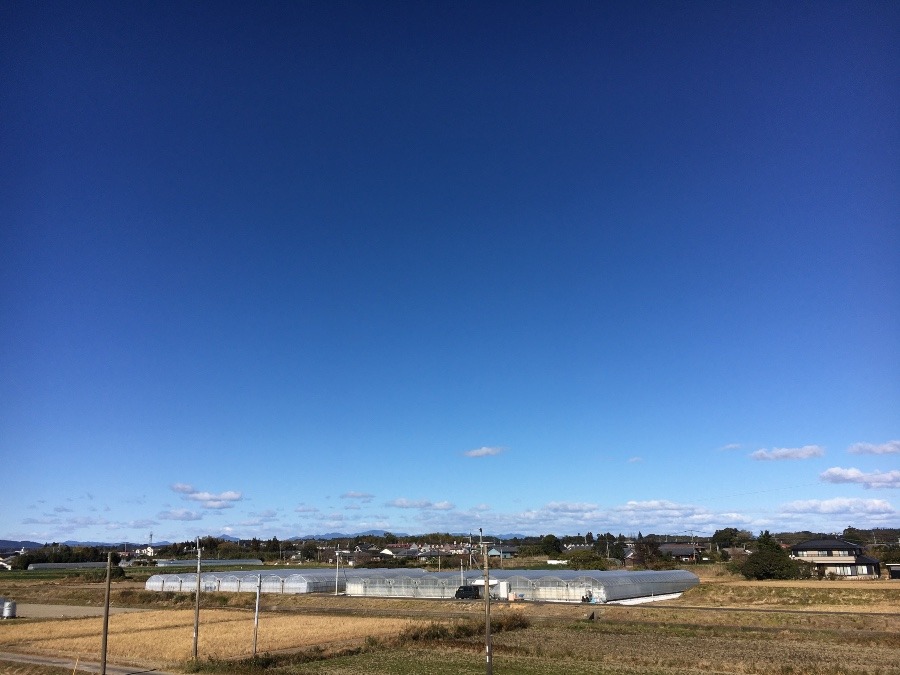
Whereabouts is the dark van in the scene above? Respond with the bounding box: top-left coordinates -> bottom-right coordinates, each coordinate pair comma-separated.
455,585 -> 480,599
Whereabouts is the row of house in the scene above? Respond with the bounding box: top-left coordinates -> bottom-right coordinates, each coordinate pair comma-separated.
574,538 -> 890,579
311,538 -> 894,580
303,542 -> 520,565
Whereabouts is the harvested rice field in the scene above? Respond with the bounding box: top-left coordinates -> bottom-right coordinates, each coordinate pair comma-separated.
0,609 -> 416,666
1,569 -> 898,674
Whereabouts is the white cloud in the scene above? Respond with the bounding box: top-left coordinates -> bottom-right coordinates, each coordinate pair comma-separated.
617,500 -> 687,513
750,445 -> 824,461
341,491 -> 374,502
781,497 -> 895,515
387,498 -> 431,509
386,498 -> 456,511
720,443 -> 742,451
848,440 -> 900,455
820,467 -> 900,489
158,509 -> 203,521
546,501 -> 599,514
627,456 -> 642,463
464,446 -> 504,458
171,484 -> 243,509
294,504 -> 318,513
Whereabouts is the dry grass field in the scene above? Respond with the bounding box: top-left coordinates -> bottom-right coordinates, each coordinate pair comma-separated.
0,609 -> 416,666
1,567 -> 899,674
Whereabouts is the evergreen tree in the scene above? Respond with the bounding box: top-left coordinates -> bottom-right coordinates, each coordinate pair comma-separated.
741,531 -> 800,580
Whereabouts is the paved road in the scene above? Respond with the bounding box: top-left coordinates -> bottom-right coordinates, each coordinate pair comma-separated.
0,651 -> 179,675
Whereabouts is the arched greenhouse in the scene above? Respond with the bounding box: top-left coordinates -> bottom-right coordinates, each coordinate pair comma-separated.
146,567 -> 698,604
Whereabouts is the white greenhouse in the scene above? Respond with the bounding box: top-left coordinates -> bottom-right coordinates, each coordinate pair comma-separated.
347,569 -> 699,604
490,569 -> 699,603
145,567 -> 427,595
344,572 -> 462,599
145,567 -> 698,604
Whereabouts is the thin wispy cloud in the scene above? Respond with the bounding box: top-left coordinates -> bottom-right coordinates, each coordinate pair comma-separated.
464,446 -> 504,458
387,498 -> 455,511
627,456 -> 643,463
750,445 -> 824,461
341,491 -> 375,502
820,467 -> 900,489
249,509 -> 278,520
848,440 -> 900,455
171,483 -> 242,509
720,443 -> 742,451
781,497 -> 895,515
127,519 -> 157,529
546,501 -> 599,514
158,509 -> 202,521
22,517 -> 61,525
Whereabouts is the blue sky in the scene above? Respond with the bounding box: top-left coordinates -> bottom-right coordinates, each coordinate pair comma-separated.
2,1 -> 897,544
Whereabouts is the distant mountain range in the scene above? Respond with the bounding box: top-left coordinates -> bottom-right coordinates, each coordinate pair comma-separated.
1,530 -> 528,551
0,540 -> 43,552
0,540 -> 170,551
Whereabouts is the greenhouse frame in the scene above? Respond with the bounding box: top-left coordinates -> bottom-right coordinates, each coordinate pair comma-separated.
145,568 -> 698,603
145,568 -> 427,595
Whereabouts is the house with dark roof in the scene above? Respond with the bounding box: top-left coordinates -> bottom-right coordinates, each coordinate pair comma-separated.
790,538 -> 881,579
658,543 -> 701,562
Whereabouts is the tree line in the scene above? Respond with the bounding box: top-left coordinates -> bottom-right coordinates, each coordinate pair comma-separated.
11,545 -> 121,570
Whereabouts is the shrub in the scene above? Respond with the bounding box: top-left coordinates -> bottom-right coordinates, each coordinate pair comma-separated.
80,567 -> 126,582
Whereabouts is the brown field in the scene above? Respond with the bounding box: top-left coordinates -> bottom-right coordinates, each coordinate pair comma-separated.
2,567 -> 899,674
0,609 -> 416,666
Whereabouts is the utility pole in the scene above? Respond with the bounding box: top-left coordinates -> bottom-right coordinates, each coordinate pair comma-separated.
252,574 -> 262,657
100,552 -> 111,675
192,537 -> 201,661
480,528 -> 492,675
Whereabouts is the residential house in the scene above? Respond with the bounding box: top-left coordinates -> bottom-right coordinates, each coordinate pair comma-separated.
379,545 -> 416,559
658,543 -> 701,563
790,539 -> 881,579
488,546 -> 518,559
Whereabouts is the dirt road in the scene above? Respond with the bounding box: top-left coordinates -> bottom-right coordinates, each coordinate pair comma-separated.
13,604 -> 153,619
0,650 -> 179,674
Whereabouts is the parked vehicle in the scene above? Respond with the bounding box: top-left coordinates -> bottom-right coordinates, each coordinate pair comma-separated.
454,585 -> 480,599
